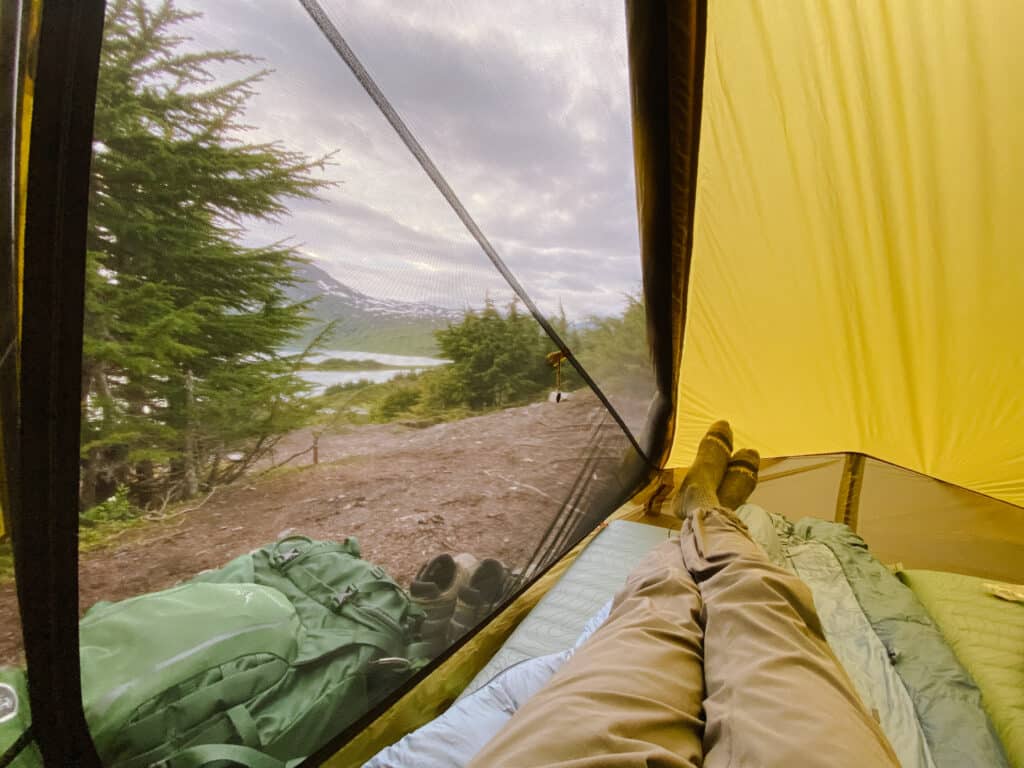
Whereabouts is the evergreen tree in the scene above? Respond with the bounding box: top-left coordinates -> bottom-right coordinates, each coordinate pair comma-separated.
80,0 -> 332,509
575,294 -> 649,394
431,299 -> 552,409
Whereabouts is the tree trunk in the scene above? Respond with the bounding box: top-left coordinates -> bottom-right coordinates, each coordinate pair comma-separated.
133,459 -> 156,508
204,450 -> 221,489
80,366 -> 115,511
93,366 -> 113,403
183,369 -> 199,498
80,449 -> 99,510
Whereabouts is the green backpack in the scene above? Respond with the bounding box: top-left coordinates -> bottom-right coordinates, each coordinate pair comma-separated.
0,668 -> 42,768
78,536 -> 426,768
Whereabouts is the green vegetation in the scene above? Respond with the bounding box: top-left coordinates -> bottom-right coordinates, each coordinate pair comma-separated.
323,380 -> 375,397
2,485 -> 145,584
314,372 -> 441,426
295,307 -> 448,358
310,297 -> 646,428
575,295 -> 648,394
311,300 -> 559,427
429,299 -> 554,409
80,0 -> 330,513
77,486 -> 151,564
303,358 -> 421,372
372,387 -> 422,421
67,0 -> 651,542
81,485 -> 138,525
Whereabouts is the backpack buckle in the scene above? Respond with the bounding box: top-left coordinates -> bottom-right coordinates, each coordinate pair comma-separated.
271,535 -> 314,568
332,585 -> 358,610
271,547 -> 302,568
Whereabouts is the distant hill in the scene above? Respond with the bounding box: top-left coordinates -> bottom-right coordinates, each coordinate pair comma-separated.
285,261 -> 462,356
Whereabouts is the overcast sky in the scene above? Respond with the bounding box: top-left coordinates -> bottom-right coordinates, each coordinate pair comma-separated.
174,0 -> 641,319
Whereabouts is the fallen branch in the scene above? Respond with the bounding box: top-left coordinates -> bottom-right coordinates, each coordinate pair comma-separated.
260,443 -> 315,473
153,488 -> 175,517
481,468 -> 585,515
144,488 -> 217,522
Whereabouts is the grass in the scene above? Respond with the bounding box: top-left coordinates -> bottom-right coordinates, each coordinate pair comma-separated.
312,369 -> 476,429
302,357 -> 428,372
80,516 -> 151,552
308,364 -> 552,436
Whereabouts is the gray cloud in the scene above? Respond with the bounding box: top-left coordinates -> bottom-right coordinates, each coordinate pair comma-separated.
173,0 -> 642,318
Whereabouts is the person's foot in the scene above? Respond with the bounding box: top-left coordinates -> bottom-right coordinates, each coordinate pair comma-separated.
717,448 -> 760,510
676,421 -> 733,519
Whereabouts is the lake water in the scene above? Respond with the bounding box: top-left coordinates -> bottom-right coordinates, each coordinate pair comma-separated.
283,349 -> 448,395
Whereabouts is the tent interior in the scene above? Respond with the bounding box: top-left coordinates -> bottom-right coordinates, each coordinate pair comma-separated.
1,1 -> 1022,767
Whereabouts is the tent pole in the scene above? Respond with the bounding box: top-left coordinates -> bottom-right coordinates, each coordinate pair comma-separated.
835,453 -> 866,531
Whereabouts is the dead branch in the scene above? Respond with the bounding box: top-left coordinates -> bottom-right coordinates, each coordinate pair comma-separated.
144,487 -> 217,522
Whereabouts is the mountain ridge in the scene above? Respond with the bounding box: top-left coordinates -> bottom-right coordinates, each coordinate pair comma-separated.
285,261 -> 462,356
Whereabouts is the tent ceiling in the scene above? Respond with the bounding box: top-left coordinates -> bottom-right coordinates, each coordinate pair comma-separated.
665,0 -> 1024,508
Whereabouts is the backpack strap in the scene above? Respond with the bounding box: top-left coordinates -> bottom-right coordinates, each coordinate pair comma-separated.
274,561 -> 408,650
293,627 -> 407,666
287,565 -> 402,615
158,743 -> 302,768
270,539 -> 399,613
269,538 -> 358,568
0,725 -> 35,768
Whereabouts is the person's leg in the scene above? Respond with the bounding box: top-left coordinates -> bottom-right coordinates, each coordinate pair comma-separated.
467,538 -> 706,768
678,425 -> 899,768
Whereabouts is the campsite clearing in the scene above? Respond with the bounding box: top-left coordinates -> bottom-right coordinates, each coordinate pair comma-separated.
0,392 -> 636,664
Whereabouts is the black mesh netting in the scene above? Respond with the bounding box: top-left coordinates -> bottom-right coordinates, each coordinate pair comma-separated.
40,1 -> 658,761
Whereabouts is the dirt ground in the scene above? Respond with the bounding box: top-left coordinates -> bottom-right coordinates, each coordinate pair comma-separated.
0,392 -> 637,665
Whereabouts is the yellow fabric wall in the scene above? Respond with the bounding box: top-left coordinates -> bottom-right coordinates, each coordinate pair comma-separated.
668,0 -> 1024,506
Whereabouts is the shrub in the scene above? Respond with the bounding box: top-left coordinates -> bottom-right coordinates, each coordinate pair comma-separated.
372,388 -> 421,421
82,485 -> 139,524
323,379 -> 372,397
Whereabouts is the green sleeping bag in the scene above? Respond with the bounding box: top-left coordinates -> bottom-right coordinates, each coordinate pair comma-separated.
900,569 -> 1024,768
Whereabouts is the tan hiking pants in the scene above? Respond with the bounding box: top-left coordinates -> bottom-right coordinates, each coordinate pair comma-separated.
468,507 -> 900,768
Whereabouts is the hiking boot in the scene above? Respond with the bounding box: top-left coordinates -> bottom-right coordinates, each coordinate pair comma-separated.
448,558 -> 511,643
410,552 -> 477,656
